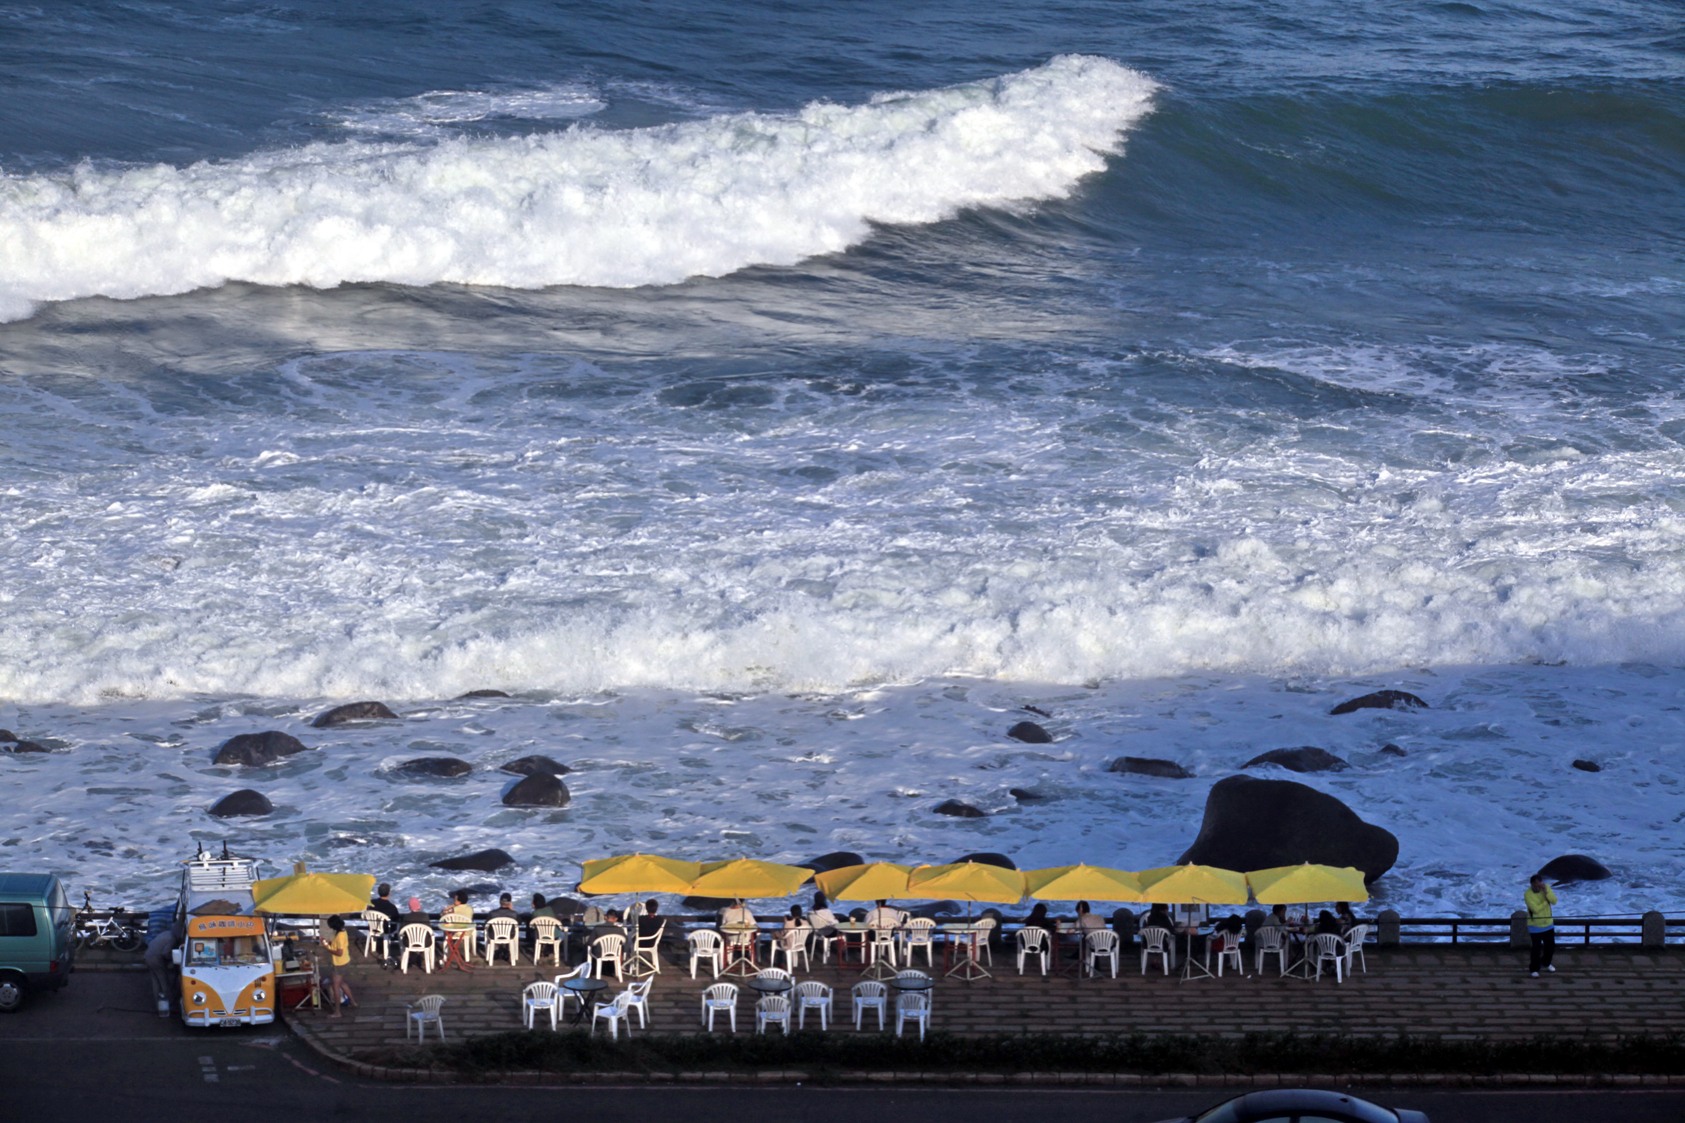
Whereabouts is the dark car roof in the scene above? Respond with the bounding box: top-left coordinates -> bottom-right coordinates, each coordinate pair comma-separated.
1203,1089 -> 1400,1123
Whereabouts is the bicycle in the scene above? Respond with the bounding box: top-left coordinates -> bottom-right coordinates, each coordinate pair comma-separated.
74,891 -> 144,952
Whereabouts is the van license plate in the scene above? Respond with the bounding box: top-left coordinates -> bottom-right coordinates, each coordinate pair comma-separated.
220,1018 -> 241,1027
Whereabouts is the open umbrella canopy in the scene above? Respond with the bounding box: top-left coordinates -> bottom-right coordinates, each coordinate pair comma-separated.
1137,863 -> 1250,906
906,861 -> 1027,904
813,862 -> 915,901
688,858 -> 812,900
1023,863 -> 1149,903
579,853 -> 704,895
1247,863 -> 1370,905
251,864 -> 375,916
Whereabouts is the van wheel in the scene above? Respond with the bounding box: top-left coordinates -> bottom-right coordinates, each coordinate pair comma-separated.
0,976 -> 25,1013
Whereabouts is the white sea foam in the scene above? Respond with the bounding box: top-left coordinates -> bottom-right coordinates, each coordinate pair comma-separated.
0,55 -> 1157,320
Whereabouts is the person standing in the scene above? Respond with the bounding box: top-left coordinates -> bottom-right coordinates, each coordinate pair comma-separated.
1525,873 -> 1558,977
318,915 -> 356,1016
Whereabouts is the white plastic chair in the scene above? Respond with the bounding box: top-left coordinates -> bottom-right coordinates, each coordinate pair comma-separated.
1311,933 -> 1347,983
592,991 -> 635,1039
397,923 -> 436,974
1084,929 -> 1120,978
755,994 -> 791,1035
867,922 -> 898,970
1343,924 -> 1370,976
852,980 -> 888,1031
895,991 -> 931,1040
1015,926 -> 1049,975
589,933 -> 626,980
769,926 -> 811,972
553,963 -> 590,1019
1253,926 -> 1288,976
900,918 -> 937,967
687,929 -> 724,979
701,981 -> 738,1032
793,980 -> 833,1030
360,909 -> 390,960
484,917 -> 521,967
1139,926 -> 1173,975
405,994 -> 445,1041
754,966 -> 792,989
530,916 -> 566,967
973,917 -> 997,965
632,921 -> 666,976
1212,929 -> 1245,977
894,970 -> 933,1015
624,977 -> 653,1028
521,980 -> 559,1030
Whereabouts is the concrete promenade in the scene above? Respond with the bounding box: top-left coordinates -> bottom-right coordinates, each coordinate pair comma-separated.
280,937 -> 1685,1073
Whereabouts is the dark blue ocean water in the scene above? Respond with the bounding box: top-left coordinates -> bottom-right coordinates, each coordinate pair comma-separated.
1,1 -> 1683,912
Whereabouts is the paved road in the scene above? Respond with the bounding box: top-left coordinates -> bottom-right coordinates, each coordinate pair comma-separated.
5,972 -> 1684,1123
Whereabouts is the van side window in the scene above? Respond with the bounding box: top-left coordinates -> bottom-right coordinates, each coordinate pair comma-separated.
0,903 -> 39,937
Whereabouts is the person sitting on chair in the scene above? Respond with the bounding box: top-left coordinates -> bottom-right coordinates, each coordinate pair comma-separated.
1074,900 -> 1104,931
864,898 -> 898,930
1334,901 -> 1360,933
1143,902 -> 1175,932
637,899 -> 664,942
1314,908 -> 1342,936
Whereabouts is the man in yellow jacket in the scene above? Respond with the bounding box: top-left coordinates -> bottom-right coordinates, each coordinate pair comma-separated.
1524,873 -> 1558,978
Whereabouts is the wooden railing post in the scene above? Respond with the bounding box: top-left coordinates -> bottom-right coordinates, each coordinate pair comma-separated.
1376,909 -> 1400,947
1642,911 -> 1665,948
1509,909 -> 1529,948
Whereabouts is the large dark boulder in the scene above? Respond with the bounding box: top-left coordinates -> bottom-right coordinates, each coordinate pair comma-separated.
312,701 -> 399,727
213,731 -> 310,767
1330,690 -> 1429,715
1243,746 -> 1349,773
797,851 -> 865,875
1009,787 -> 1048,803
430,848 -> 515,872
1177,775 -> 1398,882
1571,759 -> 1602,773
1536,854 -> 1612,883
499,755 -> 571,777
209,789 -> 273,818
0,729 -> 15,741
395,757 -> 472,778
953,852 -> 1017,870
502,772 -> 570,808
1006,721 -> 1053,744
934,799 -> 986,818
1109,756 -> 1194,779
5,740 -> 48,754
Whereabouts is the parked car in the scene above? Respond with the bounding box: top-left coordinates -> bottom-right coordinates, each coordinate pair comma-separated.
0,872 -> 76,1012
1153,1089 -> 1429,1123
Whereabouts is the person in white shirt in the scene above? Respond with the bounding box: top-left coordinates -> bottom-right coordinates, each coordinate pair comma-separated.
719,899 -> 757,951
864,899 -> 899,929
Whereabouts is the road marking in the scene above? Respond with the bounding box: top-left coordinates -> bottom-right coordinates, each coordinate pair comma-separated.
199,1055 -> 218,1083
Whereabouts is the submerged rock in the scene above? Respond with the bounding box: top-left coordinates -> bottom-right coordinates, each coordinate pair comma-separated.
953,852 -> 1016,870
213,731 -> 309,767
797,851 -> 864,875
209,789 -> 273,818
1009,787 -> 1049,803
459,689 -> 511,699
1243,746 -> 1349,773
1330,690 -> 1429,715
1571,759 -> 1602,773
430,848 -> 516,873
1380,743 -> 1407,757
934,799 -> 986,818
0,729 -> 15,742
395,757 -> 472,778
312,701 -> 399,727
1178,774 -> 1398,882
501,772 -> 570,808
499,755 -> 571,777
1006,721 -> 1053,744
1109,756 -> 1194,779
4,740 -> 48,754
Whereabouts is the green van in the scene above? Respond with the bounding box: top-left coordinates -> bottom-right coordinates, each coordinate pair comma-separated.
0,873 -> 75,1012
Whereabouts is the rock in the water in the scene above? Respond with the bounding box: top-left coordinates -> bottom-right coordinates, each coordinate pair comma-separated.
460,689 -> 511,699
1023,704 -> 1052,718
953,852 -> 1017,870
1330,690 -> 1429,715
1243,746 -> 1350,773
907,900 -> 962,919
934,799 -> 986,818
395,757 -> 472,778
681,896 -> 733,911
499,755 -> 571,777
430,848 -> 516,873
1009,787 -> 1048,804
1571,759 -> 1602,773
312,701 -> 399,727
209,789 -> 273,818
1177,774 -> 1399,882
1380,744 -> 1407,757
1537,854 -> 1612,883
213,731 -> 310,767
1006,720 -> 1053,744
502,772 -> 570,808
5,740 -> 48,754
1109,756 -> 1194,779
0,728 -> 15,741
797,851 -> 864,875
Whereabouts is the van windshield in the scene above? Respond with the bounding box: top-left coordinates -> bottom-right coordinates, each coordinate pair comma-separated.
187,934 -> 270,967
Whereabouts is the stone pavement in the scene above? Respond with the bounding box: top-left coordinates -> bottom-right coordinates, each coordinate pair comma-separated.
285,938 -> 1685,1066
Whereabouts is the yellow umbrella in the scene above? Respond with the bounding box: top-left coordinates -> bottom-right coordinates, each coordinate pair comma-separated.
251,863 -> 376,916
579,853 -> 704,895
1247,863 -> 1369,905
687,858 -> 812,900
813,862 -> 915,902
1136,863 -> 1250,906
906,861 -> 1027,905
1023,863 -> 1150,903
